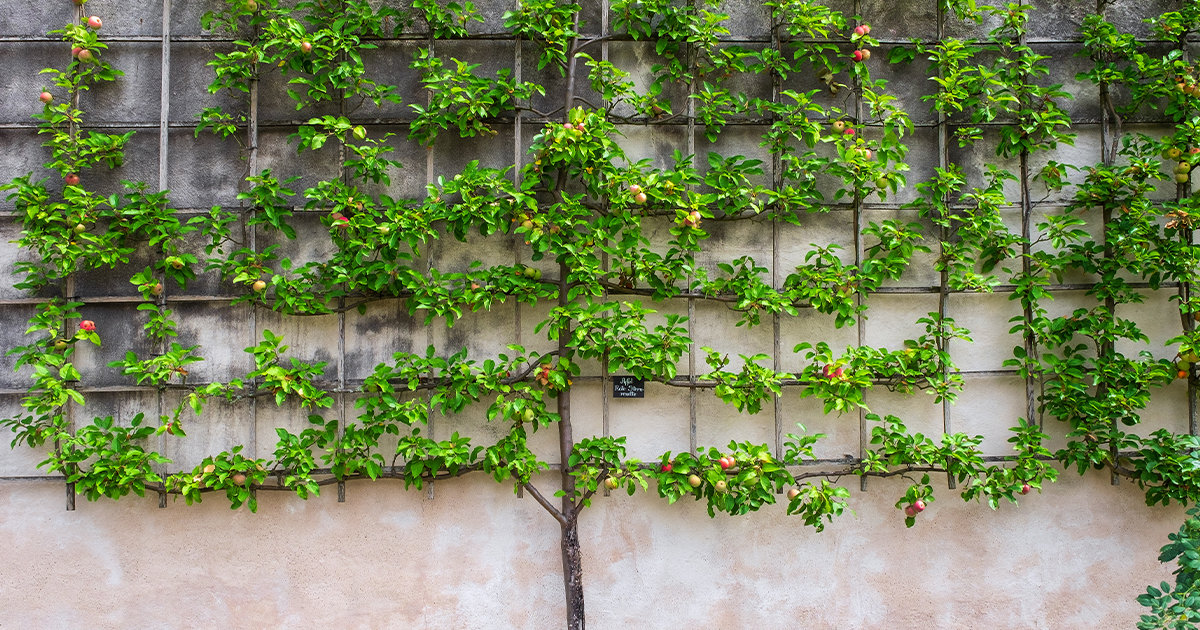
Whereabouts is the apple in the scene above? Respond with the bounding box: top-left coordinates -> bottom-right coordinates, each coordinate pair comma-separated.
300,41 -> 313,53
72,46 -> 82,57
854,25 -> 867,36
79,319 -> 95,332
520,408 -> 535,423
1179,369 -> 1189,380
1183,351 -> 1199,362
1191,148 -> 1200,155
523,266 -> 541,280
832,366 -> 845,379
166,256 -> 184,269
661,463 -> 673,473
563,122 -> 574,131
604,477 -> 619,490
575,122 -> 585,132
1168,147 -> 1183,160
852,50 -> 864,62
53,339 -> 68,350
861,49 -> 871,60
245,0 -> 258,10
862,24 -> 871,34
718,456 -> 734,470
87,16 -> 102,29
714,480 -> 728,493
251,279 -> 267,292
149,282 -> 163,296
73,223 -> 86,234
231,472 -> 247,485
862,148 -> 873,160
913,499 -> 926,512
65,173 -> 80,186
786,487 -> 801,500
634,192 -> 647,204
1020,483 -> 1032,495
682,211 -> 701,228
39,91 -> 53,104
77,49 -> 93,61
687,474 -> 702,488
844,127 -> 855,136
904,505 -> 917,517
352,125 -> 366,140
1177,173 -> 1190,184
628,184 -> 642,195
1176,162 -> 1191,174
831,120 -> 845,133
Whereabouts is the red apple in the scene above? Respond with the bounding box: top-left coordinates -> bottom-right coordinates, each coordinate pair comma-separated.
634,192 -> 647,204
72,46 -> 82,57
852,50 -> 864,62
87,15 -> 102,29
1020,483 -> 1032,495
79,320 -> 96,332
628,184 -> 642,195
39,91 -> 53,104
661,463 -> 673,473
904,505 -> 917,517
231,472 -> 247,485
913,499 -> 926,512
854,25 -> 867,36
65,173 -> 80,186
77,49 -> 93,61
300,41 -> 313,53
832,366 -> 845,379
844,128 -> 855,136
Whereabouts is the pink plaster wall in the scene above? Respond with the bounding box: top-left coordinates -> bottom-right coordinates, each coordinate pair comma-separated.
0,471 -> 1182,628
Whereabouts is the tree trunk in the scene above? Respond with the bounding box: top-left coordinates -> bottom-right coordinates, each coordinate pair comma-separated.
561,518 -> 585,629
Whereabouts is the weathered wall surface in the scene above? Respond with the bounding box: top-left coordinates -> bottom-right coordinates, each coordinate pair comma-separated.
0,0 -> 1191,627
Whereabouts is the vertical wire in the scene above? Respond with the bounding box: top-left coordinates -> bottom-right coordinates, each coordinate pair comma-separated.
156,0 -> 173,508
936,0 -> 954,491
686,0 -> 698,456
853,0 -> 867,492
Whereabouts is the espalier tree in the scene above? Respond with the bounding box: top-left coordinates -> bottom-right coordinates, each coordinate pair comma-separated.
5,0 -> 1200,627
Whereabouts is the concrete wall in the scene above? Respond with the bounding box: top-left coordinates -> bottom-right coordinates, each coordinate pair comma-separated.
0,0 -> 1190,627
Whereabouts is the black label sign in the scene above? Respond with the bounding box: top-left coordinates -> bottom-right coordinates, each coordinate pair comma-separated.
612,375 -> 645,398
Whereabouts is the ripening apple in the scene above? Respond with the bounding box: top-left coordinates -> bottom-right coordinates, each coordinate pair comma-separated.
661,463 -> 673,473
1020,483 -> 1032,495
687,474 -> 702,488
39,91 -> 53,104
913,499 -> 926,512
714,480 -> 728,493
1167,147 -> 1184,160
231,472 -> 247,486
854,25 -> 867,36
861,49 -> 871,60
634,192 -> 647,204
786,487 -> 801,500
852,50 -> 864,62
251,279 -> 267,292
904,505 -> 917,517
1177,173 -> 1190,184
604,477 -> 619,490
72,46 -> 82,58
831,120 -> 846,133
87,16 -> 102,29
628,184 -> 642,195
149,282 -> 163,296
65,173 -> 80,186
77,49 -> 93,61
300,41 -> 313,53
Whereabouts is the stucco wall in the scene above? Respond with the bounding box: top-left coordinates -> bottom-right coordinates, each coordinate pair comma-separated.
0,0 -> 1191,627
